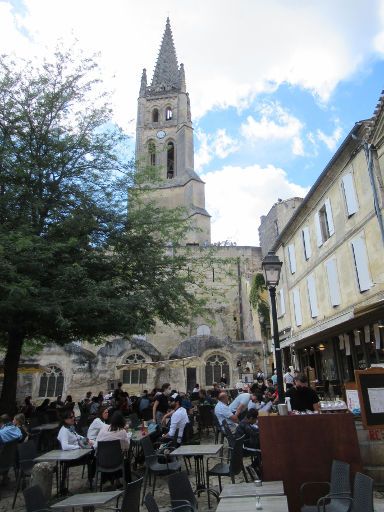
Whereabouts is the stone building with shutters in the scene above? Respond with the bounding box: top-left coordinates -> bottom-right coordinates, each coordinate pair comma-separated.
1,18 -> 267,403
259,91 -> 384,392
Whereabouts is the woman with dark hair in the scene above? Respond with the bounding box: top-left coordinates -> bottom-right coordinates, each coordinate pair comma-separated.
87,406 -> 109,441
21,397 -> 34,418
95,411 -> 131,451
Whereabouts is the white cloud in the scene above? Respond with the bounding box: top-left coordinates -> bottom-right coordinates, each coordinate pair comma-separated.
195,129 -> 239,171
317,123 -> 343,151
1,0 -> 382,127
204,164 -> 309,245
240,102 -> 305,156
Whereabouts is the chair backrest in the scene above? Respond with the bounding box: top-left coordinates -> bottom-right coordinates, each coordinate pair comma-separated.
0,440 -> 18,473
229,436 -> 245,476
352,472 -> 374,512
120,477 -> 143,512
222,420 -> 235,448
23,485 -> 48,512
144,493 -> 160,512
141,435 -> 156,458
168,471 -> 198,511
96,440 -> 123,470
329,460 -> 351,495
198,405 -> 214,428
17,440 -> 38,471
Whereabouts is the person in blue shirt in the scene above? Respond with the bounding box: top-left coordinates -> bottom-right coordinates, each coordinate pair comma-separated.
0,414 -> 22,446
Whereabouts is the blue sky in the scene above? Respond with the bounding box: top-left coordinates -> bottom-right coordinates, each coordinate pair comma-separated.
2,0 -> 384,244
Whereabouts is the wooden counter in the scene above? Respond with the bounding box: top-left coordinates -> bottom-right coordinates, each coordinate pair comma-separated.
258,414 -> 362,512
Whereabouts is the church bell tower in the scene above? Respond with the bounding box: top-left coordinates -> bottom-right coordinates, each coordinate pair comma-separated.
135,18 -> 211,246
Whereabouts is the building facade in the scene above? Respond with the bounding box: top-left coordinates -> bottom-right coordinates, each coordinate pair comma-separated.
260,94 -> 384,393
1,19 -> 266,403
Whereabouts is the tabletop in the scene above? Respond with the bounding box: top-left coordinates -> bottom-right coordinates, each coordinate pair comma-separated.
31,422 -> 60,432
34,448 -> 92,462
216,496 -> 288,512
219,481 -> 285,498
50,490 -> 123,508
171,444 -> 223,456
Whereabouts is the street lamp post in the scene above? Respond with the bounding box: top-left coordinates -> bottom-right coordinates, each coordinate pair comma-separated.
262,251 -> 284,404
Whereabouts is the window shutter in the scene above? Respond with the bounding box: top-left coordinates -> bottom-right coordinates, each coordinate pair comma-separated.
287,244 -> 296,274
325,198 -> 335,235
314,211 -> 323,247
342,173 -> 359,216
280,288 -> 286,315
292,288 -> 302,326
351,237 -> 372,292
302,227 -> 312,260
307,273 -> 319,318
325,258 -> 341,306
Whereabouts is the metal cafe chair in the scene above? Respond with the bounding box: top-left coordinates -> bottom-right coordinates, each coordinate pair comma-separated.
168,471 -> 198,512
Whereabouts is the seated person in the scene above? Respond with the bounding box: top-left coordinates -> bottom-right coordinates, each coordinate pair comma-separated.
235,409 -> 260,449
214,392 -> 239,431
87,406 -> 109,441
89,396 -> 100,416
199,389 -> 213,405
161,394 -> 189,445
95,411 -> 131,452
0,414 -> 22,446
13,413 -> 29,442
230,388 -> 252,419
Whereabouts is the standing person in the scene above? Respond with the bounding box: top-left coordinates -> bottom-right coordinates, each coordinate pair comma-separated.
152,383 -> 171,425
283,367 -> 295,390
161,394 -> 189,445
285,374 -> 320,412
271,370 -> 278,386
220,373 -> 227,387
21,397 -> 35,418
138,390 -> 152,420
230,388 -> 252,419
256,369 -> 264,382
214,392 -> 239,431
211,383 -> 220,398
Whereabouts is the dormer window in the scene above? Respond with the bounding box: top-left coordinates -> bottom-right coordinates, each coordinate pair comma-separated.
152,108 -> 159,123
165,107 -> 173,121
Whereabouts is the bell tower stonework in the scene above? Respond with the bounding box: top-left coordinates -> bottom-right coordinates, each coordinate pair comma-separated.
135,18 -> 211,245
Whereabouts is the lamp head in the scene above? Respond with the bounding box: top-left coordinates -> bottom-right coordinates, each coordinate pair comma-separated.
262,251 -> 283,287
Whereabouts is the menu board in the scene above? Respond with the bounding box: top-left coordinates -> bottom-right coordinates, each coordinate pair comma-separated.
355,368 -> 384,429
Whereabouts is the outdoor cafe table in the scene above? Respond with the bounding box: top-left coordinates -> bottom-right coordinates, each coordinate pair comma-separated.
34,448 -> 93,496
171,444 -> 223,497
216,495 -> 289,512
219,481 -> 285,498
51,490 -> 123,511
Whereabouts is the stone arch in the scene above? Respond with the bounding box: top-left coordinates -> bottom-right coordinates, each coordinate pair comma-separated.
152,107 -> 159,123
166,139 -> 175,178
203,351 -> 231,387
120,351 -> 150,386
165,105 -> 173,121
38,365 -> 64,398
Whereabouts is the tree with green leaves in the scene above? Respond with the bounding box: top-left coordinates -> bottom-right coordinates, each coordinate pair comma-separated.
249,273 -> 270,337
0,50 -> 204,413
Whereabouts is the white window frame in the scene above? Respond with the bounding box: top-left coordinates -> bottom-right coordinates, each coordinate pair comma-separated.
287,244 -> 296,274
307,273 -> 319,318
351,236 -> 373,292
302,226 -> 312,260
277,288 -> 286,317
325,257 -> 341,306
292,288 -> 302,327
341,172 -> 359,217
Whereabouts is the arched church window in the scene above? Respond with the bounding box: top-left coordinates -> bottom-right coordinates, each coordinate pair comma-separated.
122,353 -> 147,385
152,108 -> 159,123
205,354 -> 230,386
167,142 -> 175,179
148,140 -> 156,167
38,365 -> 64,398
165,106 -> 173,121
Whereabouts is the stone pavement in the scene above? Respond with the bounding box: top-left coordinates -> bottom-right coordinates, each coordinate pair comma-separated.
2,432 -> 384,511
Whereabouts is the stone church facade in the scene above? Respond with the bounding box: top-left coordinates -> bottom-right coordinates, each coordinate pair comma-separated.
5,19 -> 267,403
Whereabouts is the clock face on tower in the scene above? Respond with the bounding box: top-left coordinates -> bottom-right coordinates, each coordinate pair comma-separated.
156,130 -> 166,139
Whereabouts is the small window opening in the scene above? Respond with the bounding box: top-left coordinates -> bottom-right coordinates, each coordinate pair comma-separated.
148,141 -> 156,166
165,107 -> 173,121
152,108 -> 159,123
167,142 -> 175,178
319,205 -> 330,242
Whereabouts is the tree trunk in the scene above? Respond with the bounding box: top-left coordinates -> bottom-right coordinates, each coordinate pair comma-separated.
0,329 -> 24,414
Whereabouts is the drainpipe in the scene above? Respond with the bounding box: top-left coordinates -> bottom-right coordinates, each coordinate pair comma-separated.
237,258 -> 245,340
363,142 -> 384,245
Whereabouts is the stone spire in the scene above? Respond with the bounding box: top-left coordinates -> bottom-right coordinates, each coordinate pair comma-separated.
151,17 -> 180,91
139,68 -> 147,97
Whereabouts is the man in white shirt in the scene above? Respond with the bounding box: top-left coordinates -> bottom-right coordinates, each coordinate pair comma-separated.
162,394 -> 189,444
214,392 -> 239,431
230,389 -> 252,418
